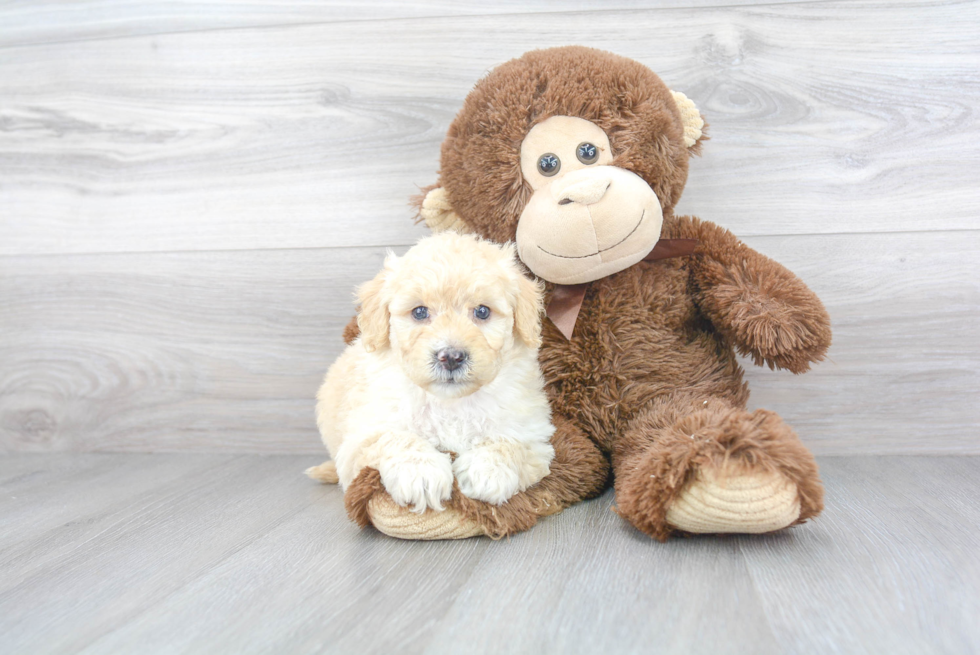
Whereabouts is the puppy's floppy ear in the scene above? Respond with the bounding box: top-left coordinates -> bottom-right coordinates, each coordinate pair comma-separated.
511,263 -> 545,349
356,254 -> 396,352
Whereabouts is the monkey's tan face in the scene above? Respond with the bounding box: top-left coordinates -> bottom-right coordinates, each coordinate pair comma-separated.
516,116 -> 664,284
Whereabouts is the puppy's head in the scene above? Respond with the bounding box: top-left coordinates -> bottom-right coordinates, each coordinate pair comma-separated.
357,232 -> 543,399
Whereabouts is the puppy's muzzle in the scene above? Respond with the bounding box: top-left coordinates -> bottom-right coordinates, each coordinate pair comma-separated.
435,347 -> 468,372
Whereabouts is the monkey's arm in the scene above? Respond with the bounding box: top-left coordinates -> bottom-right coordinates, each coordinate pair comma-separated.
342,315 -> 360,345
668,215 -> 831,373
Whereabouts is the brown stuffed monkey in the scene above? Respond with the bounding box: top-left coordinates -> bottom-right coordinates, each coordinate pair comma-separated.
340,46 -> 830,541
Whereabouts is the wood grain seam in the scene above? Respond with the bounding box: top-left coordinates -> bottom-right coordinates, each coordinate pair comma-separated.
1,226 -> 977,261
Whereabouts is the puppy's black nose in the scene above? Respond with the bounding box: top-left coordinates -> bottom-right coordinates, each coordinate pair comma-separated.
435,348 -> 468,371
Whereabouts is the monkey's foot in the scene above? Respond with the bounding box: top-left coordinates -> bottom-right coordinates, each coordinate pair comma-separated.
666,462 -> 800,534
366,494 -> 485,540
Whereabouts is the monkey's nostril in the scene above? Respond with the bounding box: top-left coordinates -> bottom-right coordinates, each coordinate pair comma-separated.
557,179 -> 611,206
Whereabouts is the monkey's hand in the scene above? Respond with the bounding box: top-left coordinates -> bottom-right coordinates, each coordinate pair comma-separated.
674,216 -> 832,373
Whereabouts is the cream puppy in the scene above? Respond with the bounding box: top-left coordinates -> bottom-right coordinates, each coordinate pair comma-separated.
307,232 -> 555,512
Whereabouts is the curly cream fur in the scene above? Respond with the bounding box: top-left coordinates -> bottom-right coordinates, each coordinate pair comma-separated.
312,232 -> 555,512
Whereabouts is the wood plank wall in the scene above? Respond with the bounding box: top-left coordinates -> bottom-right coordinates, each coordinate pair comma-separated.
1,0 -> 977,454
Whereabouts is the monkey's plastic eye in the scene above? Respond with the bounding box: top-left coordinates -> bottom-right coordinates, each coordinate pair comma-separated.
576,142 -> 599,164
538,153 -> 560,177
474,305 -> 491,320
412,306 -> 429,321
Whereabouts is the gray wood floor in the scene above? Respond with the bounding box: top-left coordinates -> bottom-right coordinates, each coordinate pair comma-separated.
1,454 -> 977,654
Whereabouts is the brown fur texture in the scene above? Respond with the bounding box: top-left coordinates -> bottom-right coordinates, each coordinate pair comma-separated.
346,46 -> 830,540
342,314 -> 361,347
344,467 -> 383,528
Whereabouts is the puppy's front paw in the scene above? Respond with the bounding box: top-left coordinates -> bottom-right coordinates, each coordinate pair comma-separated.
378,450 -> 454,514
454,448 -> 521,505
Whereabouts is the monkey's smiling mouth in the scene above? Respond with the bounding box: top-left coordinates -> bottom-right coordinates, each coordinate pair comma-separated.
537,210 -> 645,259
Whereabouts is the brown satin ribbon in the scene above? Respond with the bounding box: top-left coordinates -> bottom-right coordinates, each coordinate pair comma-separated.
546,283 -> 590,343
545,238 -> 699,340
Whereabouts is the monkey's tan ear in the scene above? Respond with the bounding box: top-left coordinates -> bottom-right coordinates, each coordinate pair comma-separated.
419,187 -> 472,233
670,91 -> 706,149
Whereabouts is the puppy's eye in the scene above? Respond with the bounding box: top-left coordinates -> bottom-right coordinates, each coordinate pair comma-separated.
473,305 -> 491,321
538,153 -> 560,177
576,142 -> 599,164
411,306 -> 429,321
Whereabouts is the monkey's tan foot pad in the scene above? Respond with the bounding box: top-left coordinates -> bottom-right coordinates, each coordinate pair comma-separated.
367,495 -> 486,540
666,466 -> 801,534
